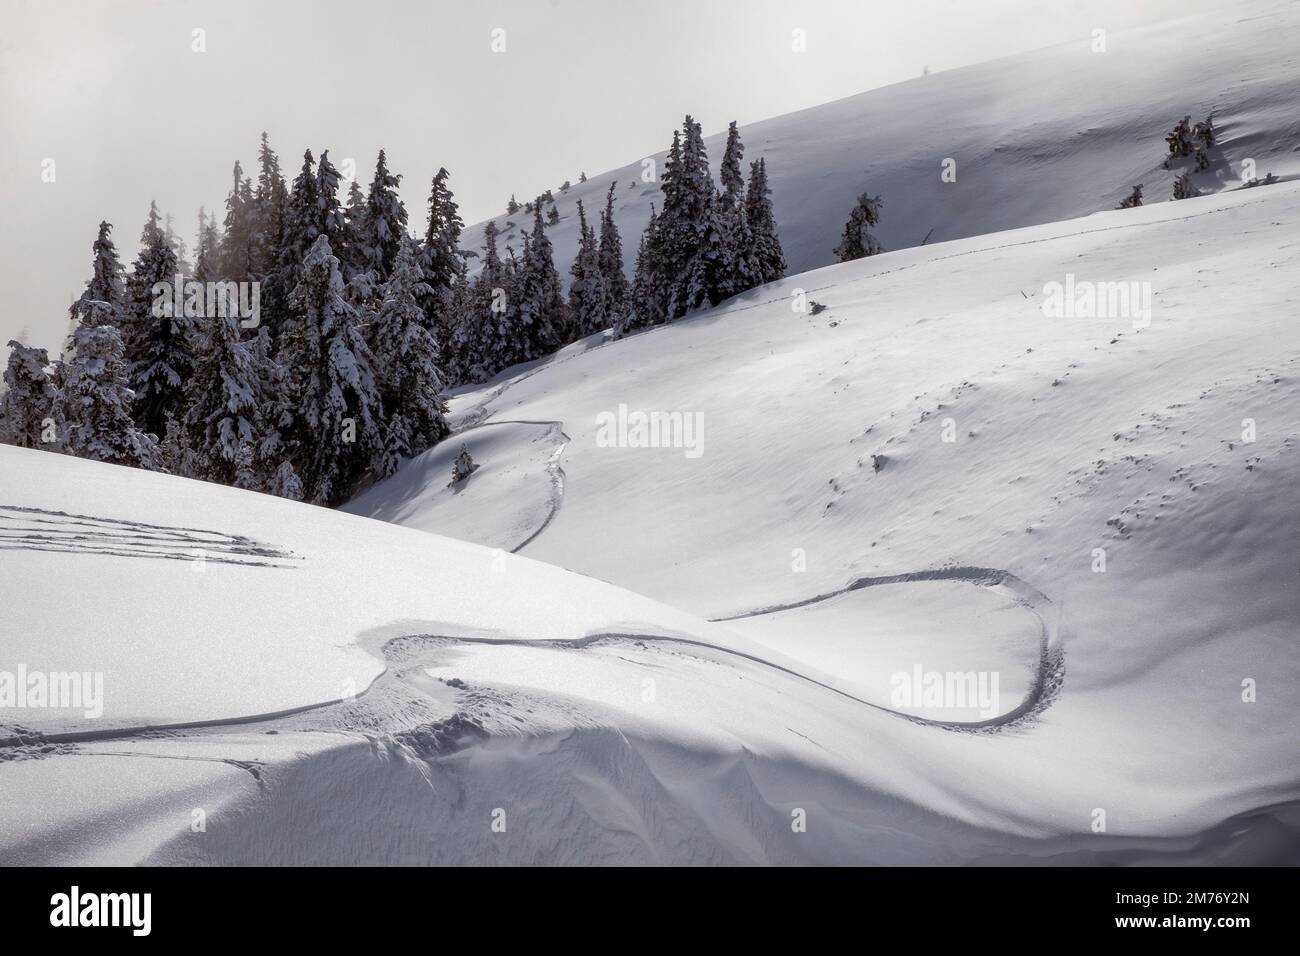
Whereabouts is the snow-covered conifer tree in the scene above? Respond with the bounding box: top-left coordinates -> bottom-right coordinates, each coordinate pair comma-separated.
597,182 -> 628,324
621,205 -> 667,336
68,221 -> 128,343
218,162 -> 258,280
268,460 -> 304,502
371,243 -> 450,476
360,149 -> 408,281
1116,184 -> 1144,209
54,324 -> 158,468
568,199 -> 606,336
743,157 -> 786,285
420,166 -> 464,356
183,308 -> 262,484
252,132 -> 287,275
0,341 -> 56,449
513,204 -> 568,360
833,192 -> 884,262
125,201 -> 193,437
281,234 -> 383,504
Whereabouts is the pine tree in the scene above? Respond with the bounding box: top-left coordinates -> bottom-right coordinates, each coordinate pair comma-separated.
420,166 -> 464,356
361,149 -> 408,280
0,341 -> 56,449
125,201 -> 193,438
183,308 -> 262,484
448,445 -> 479,486
252,132 -> 287,275
743,157 -> 786,285
444,254 -> 479,385
454,220 -> 507,383
513,204 -> 568,361
218,162 -> 257,280
657,116 -> 724,317
1166,116 -> 1194,158
280,234 -> 383,504
714,120 -> 750,299
1172,174 -> 1199,200
568,199 -> 606,336
371,243 -> 450,476
342,177 -> 369,280
280,150 -> 321,271
193,208 -> 221,284
507,195 -> 520,215
164,213 -> 191,276
1116,184 -> 1144,209
597,182 -> 628,324
54,324 -> 158,468
68,221 -> 128,345
268,459 -> 304,501
314,150 -> 348,257
622,204 -> 667,336
158,412 -> 198,477
1192,114 -> 1216,172
833,192 -> 884,262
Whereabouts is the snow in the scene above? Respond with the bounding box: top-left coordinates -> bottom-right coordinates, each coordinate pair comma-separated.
3,0 -> 1299,865
0,444 -> 731,736
460,0 -> 1300,289
343,181 -> 1300,862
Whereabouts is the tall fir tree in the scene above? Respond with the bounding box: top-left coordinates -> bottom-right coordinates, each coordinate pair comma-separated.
280,149 -> 321,272
743,157 -> 786,284
512,203 -> 568,362
280,234 -> 383,504
314,150 -> 348,257
622,204 -> 667,336
163,213 -> 191,276
371,242 -> 450,476
67,221 -> 128,350
218,161 -> 257,280
658,116 -> 724,317
252,131 -> 287,276
568,199 -> 606,336
0,341 -> 56,449
361,149 -> 408,281
461,219 -> 509,381
192,208 -> 221,284
420,167 -> 464,363
597,182 -> 628,325
54,324 -> 158,468
125,201 -> 193,438
182,308 -> 263,485
714,120 -> 750,297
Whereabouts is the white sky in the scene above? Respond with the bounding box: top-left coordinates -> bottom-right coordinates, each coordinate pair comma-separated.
0,0 -> 1221,354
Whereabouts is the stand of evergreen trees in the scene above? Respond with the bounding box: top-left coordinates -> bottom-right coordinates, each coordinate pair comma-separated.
1,118 -> 787,505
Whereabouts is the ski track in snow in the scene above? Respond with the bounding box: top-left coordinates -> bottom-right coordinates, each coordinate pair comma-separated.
448,419 -> 570,554
0,505 -> 298,568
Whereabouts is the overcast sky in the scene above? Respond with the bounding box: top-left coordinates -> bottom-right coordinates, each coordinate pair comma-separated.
0,0 -> 1221,353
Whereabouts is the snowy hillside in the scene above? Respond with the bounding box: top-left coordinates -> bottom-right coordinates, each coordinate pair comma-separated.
462,0 -> 1300,284
6,174 -> 1296,864
352,179 -> 1300,863
3,0 -> 1299,870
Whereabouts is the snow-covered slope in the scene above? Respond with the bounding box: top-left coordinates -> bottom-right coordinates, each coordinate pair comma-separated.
4,2 -> 1299,867
462,0 -> 1300,285
347,180 -> 1300,863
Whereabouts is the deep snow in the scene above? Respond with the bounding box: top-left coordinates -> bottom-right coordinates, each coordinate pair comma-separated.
3,0 -> 1299,866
